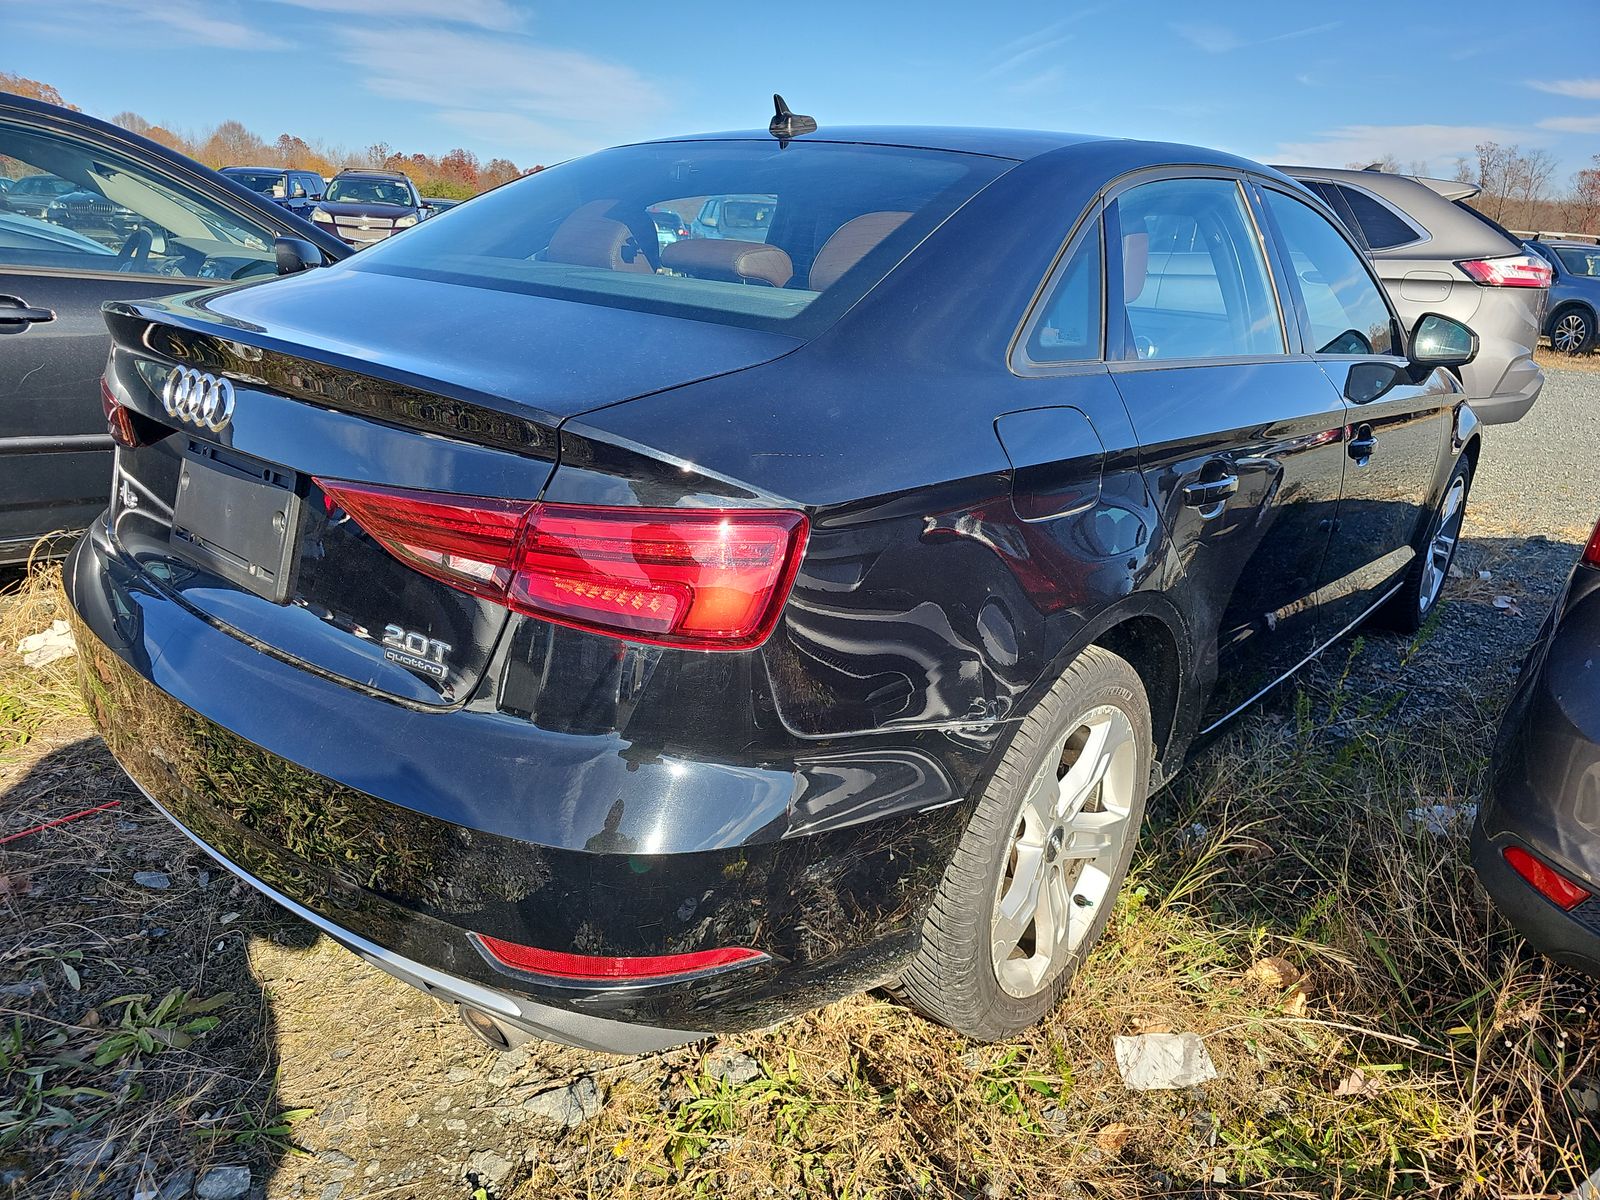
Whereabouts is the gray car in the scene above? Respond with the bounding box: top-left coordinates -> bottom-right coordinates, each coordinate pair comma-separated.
1280,166 -> 1549,424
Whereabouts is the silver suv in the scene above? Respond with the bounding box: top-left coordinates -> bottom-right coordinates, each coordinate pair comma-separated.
1279,166 -> 1549,424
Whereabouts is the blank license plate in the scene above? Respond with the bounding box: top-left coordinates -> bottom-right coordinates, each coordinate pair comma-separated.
170,442 -> 301,603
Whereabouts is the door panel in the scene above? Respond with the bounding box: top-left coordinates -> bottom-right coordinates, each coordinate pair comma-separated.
1113,362 -> 1347,727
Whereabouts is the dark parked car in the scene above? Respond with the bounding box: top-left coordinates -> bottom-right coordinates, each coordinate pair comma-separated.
423,196 -> 461,214
69,122 -> 1482,1053
2,171 -> 76,219
1528,238 -> 1600,355
1279,166 -> 1549,425
219,166 -> 326,219
311,168 -> 429,245
1474,518 -> 1600,974
0,92 -> 348,565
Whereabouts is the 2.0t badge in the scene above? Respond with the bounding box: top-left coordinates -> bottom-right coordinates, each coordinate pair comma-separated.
381,624 -> 452,679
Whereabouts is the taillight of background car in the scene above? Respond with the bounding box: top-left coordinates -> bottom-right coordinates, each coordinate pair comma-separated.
316,480 -> 809,650
1457,253 -> 1553,288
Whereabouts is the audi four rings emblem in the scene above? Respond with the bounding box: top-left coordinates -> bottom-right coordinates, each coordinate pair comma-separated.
161,368 -> 235,432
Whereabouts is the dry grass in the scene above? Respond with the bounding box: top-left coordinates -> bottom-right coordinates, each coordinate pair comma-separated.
1537,347 -> 1600,373
3,554 -> 1600,1198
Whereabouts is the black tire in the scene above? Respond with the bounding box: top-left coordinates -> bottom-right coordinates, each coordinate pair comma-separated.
899,645 -> 1153,1041
1549,305 -> 1596,356
1379,454 -> 1472,634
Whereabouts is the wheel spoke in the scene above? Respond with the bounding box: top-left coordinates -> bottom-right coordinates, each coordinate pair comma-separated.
1059,808 -> 1128,858
1058,715 -> 1130,820
993,845 -> 1045,959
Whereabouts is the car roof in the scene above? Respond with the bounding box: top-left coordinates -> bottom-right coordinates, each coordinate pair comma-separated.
1536,238 -> 1600,248
221,165 -> 286,173
334,168 -> 409,178
1277,164 -> 1480,203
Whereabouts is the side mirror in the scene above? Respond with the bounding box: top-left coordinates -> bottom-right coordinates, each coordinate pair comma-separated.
274,236 -> 325,275
1409,313 -> 1477,371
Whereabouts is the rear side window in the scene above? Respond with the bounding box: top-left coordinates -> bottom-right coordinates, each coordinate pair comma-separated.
1113,177 -> 1284,360
1026,224 -> 1102,363
1332,184 -> 1421,250
1264,189 -> 1398,356
343,140 -> 1010,335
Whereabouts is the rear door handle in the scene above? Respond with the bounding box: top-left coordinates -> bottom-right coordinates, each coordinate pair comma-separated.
1182,474 -> 1239,509
0,295 -> 55,333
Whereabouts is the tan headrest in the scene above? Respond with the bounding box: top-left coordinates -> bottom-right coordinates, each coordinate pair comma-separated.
546,200 -> 653,273
808,211 -> 912,291
662,238 -> 793,288
1122,231 -> 1149,304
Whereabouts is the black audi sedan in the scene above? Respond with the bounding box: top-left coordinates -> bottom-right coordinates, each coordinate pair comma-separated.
68,117 -> 1482,1053
1474,521 -> 1600,972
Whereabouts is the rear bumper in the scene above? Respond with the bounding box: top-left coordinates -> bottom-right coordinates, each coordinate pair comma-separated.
65,522 -> 967,1047
1462,356 -> 1542,425
1475,578 -> 1600,976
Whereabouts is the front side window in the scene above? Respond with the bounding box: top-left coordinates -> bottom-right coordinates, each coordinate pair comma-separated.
0,120 -> 275,280
228,170 -> 288,198
343,140 -> 1009,335
1025,222 -> 1101,363
1113,177 -> 1284,360
1264,189 -> 1397,356
1555,245 -> 1600,276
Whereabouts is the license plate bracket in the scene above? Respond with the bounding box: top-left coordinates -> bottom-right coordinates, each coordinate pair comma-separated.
170,441 -> 301,603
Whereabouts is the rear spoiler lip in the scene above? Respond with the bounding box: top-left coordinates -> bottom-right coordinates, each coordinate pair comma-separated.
1271,164 -> 1482,203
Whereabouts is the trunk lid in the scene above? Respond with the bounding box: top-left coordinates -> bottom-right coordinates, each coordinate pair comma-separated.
100,274 -> 801,706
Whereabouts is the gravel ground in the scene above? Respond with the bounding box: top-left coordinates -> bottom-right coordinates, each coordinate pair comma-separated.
1473,360 -> 1600,539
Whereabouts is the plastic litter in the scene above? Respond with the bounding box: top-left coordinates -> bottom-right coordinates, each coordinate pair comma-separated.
1113,1032 -> 1219,1091
17,620 -> 74,668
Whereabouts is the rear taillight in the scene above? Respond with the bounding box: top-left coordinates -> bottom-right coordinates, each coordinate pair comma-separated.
100,377 -> 157,449
1585,516 -> 1600,568
474,933 -> 766,982
1504,846 -> 1590,910
1457,253 -> 1553,288
316,480 -> 808,650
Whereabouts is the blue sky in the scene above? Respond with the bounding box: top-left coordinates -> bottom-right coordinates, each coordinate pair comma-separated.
10,0 -> 1600,177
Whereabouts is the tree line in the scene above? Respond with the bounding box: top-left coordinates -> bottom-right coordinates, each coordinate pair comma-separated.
1359,143 -> 1600,236
1,72 -> 541,200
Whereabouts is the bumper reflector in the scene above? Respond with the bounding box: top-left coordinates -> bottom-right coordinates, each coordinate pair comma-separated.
476,934 -> 766,981
1504,846 -> 1589,910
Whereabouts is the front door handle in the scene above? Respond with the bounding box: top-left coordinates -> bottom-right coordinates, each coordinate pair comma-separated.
0,295 -> 55,334
1182,474 -> 1239,509
1348,425 -> 1377,463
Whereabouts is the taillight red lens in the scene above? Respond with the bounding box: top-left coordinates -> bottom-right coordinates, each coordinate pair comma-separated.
475,933 -> 766,981
101,377 -> 144,449
1504,846 -> 1589,910
1585,516 -> 1600,568
1458,254 -> 1553,288
317,480 -> 808,650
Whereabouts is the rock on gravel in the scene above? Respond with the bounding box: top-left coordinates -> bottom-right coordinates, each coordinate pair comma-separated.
520,1077 -> 602,1128
705,1049 -> 762,1086
132,871 -> 171,890
465,1148 -> 517,1188
195,1164 -> 251,1199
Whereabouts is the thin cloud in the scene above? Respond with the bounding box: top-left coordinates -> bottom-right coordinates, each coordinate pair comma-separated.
1529,78 -> 1600,100
1274,123 -> 1523,167
261,0 -> 525,31
30,0 -> 289,50
979,7 -> 1110,82
335,27 -> 665,155
1172,20 -> 1341,54
1540,114 -> 1600,134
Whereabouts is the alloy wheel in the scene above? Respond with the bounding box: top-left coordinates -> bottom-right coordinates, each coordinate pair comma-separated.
1419,475 -> 1467,614
990,704 -> 1137,998
1553,311 -> 1590,355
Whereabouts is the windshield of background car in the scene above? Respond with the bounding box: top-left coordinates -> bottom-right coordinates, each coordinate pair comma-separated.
343,139 -> 1012,334
1555,246 -> 1600,276
228,171 -> 287,196
325,178 -> 414,206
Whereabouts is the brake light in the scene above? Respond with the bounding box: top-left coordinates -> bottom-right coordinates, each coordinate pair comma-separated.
475,933 -> 766,981
1457,254 -> 1553,288
316,480 -> 808,650
101,377 -> 150,449
1504,846 -> 1589,910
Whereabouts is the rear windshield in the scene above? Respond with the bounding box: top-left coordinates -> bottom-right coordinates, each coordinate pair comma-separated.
343,139 -> 1012,334
1554,245 -> 1600,276
227,171 -> 286,195
326,177 -> 414,206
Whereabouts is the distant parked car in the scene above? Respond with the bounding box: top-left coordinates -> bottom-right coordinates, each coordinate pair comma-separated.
0,177 -> 14,194
1527,239 -> 1600,355
648,207 -> 689,246
3,171 -> 76,220
0,90 -> 347,566
1280,166 -> 1550,424
219,166 -> 325,219
423,196 -> 460,214
691,193 -> 776,241
1475,514 -> 1600,976
311,168 -> 429,246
